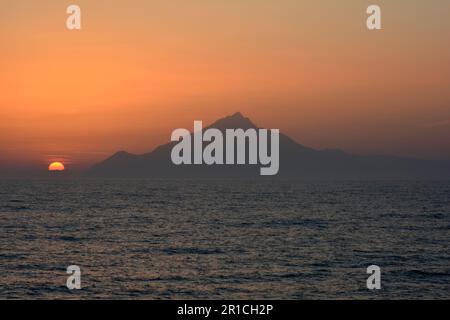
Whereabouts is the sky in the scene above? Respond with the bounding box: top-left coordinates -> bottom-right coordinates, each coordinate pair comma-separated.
1,0 -> 450,174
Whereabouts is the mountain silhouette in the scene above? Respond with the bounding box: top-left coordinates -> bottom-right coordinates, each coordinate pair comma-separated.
88,112 -> 450,179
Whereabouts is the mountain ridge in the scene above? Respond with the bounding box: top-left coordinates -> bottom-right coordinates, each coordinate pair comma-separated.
88,112 -> 450,179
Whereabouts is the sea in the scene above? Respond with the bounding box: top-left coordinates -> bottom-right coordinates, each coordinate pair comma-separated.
0,179 -> 449,299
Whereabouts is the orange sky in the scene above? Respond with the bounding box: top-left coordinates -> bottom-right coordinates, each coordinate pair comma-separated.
1,0 -> 450,172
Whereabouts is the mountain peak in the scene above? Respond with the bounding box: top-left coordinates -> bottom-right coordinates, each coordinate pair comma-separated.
113,150 -> 131,156
230,112 -> 244,118
209,112 -> 257,130
108,150 -> 134,160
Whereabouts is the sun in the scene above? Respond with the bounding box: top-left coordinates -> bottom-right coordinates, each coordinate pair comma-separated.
48,162 -> 65,171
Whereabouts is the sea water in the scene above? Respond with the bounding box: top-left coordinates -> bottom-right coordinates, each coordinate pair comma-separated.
0,179 -> 449,299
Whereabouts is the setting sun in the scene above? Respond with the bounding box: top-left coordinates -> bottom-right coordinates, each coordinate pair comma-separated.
48,162 -> 65,171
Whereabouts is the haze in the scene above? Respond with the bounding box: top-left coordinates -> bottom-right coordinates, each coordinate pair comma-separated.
1,0 -> 450,174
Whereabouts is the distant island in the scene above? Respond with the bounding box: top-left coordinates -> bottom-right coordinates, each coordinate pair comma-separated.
88,112 -> 450,180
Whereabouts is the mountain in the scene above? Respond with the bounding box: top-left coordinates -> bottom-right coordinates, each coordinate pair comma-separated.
88,112 -> 450,179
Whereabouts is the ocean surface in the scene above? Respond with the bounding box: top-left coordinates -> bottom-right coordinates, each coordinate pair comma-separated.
0,179 -> 449,299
